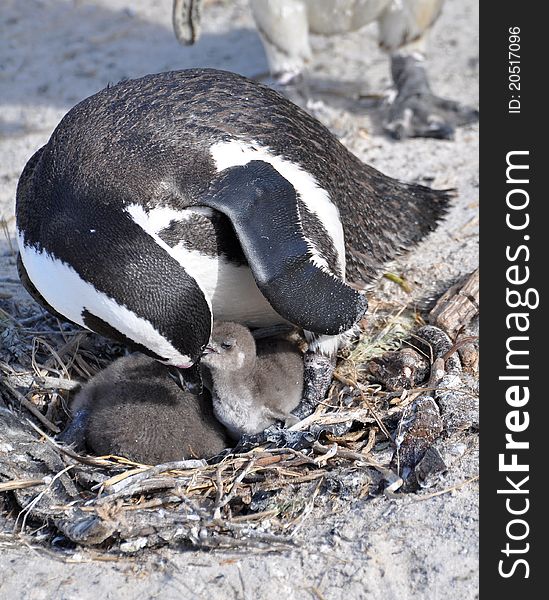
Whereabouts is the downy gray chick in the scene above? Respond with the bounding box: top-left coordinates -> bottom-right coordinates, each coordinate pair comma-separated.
61,353 -> 230,464
201,322 -> 304,440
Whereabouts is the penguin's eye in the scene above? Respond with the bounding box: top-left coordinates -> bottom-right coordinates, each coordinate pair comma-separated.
221,339 -> 236,350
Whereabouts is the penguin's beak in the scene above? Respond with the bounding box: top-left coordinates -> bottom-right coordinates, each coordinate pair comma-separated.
170,362 -> 203,394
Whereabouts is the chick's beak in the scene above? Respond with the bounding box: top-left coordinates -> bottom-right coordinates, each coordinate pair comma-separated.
202,344 -> 218,355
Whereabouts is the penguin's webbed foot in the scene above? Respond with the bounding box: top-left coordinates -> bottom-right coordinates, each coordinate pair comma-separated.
57,408 -> 89,451
292,350 -> 337,420
233,424 -> 316,453
385,54 -> 478,140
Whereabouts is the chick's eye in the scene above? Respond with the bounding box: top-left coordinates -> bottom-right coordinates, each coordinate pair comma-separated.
221,339 -> 235,350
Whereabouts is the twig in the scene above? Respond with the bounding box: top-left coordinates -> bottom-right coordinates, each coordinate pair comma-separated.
230,509 -> 280,523
15,465 -> 74,533
312,442 -> 381,468
4,370 -> 80,392
33,375 -> 80,391
0,479 -> 46,493
24,419 -> 114,467
97,460 -> 208,500
214,459 -> 257,514
442,336 -> 478,362
285,477 -> 323,534
415,475 -> 479,501
333,372 -> 393,441
17,313 -> 49,327
212,465 -> 225,519
1,379 -> 60,433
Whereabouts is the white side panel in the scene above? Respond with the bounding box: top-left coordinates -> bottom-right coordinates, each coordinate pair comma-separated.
17,234 -> 193,367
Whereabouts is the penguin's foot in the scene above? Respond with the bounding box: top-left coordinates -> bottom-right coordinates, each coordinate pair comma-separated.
385,54 -> 478,140
292,351 -> 337,421
57,408 -> 89,450
233,424 -> 316,453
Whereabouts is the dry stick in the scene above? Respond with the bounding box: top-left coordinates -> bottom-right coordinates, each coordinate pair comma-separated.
414,474 -> 479,501
24,418 -> 115,467
0,479 -> 46,493
42,332 -> 87,371
1,379 -> 60,433
288,405 -> 374,434
33,375 -> 80,391
442,336 -> 479,362
311,587 -> 329,600
312,441 -> 402,491
230,509 -> 280,523
123,494 -> 183,511
33,337 -> 71,379
214,458 -> 257,515
333,372 -> 393,442
4,370 -> 80,392
311,441 -> 381,468
231,447 -> 318,468
388,386 -> 479,404
0,306 -> 21,324
106,477 -> 182,499
286,477 -> 324,535
15,464 -> 74,533
357,384 -> 393,442
273,472 -> 326,486
18,313 -> 49,326
361,427 -> 378,456
97,460 -> 209,500
213,465 -> 225,519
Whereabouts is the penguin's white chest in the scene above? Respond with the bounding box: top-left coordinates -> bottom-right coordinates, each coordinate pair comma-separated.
127,204 -> 284,328
184,250 -> 284,327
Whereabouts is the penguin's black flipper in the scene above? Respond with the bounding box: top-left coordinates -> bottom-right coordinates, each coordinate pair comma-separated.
200,161 -> 367,336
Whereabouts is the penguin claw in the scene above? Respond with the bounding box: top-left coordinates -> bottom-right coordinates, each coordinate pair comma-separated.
57,408 -> 89,450
385,93 -> 478,140
233,425 -> 316,452
292,350 -> 337,420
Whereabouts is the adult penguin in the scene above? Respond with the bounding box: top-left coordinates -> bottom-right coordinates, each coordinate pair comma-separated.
16,68 -> 450,417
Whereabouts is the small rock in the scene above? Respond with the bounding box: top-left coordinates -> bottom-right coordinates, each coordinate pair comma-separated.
392,395 -> 443,478
367,348 -> 430,391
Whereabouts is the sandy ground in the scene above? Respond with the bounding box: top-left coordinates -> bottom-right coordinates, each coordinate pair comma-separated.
0,0 -> 478,598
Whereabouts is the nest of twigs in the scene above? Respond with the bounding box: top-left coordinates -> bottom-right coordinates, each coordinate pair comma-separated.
1,283 -> 477,555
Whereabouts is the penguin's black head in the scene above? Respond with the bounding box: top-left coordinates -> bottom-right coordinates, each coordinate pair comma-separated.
81,307 -> 211,370
141,315 -> 212,370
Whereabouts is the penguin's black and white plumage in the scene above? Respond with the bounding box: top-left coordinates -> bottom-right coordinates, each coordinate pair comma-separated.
16,68 -> 449,408
201,321 -> 303,439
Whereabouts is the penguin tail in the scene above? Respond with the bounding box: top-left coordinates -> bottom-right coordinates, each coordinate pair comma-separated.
397,182 -> 455,245
344,174 -> 454,284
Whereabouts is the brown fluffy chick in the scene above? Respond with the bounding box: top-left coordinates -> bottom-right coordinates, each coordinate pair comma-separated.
201,322 -> 304,440
63,354 -> 230,464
